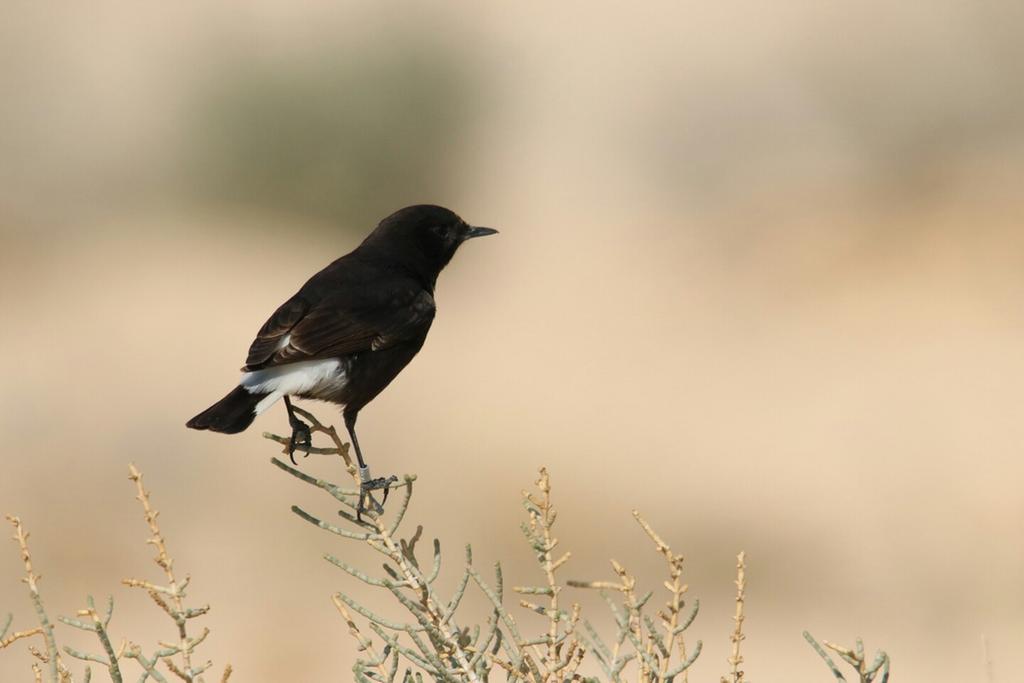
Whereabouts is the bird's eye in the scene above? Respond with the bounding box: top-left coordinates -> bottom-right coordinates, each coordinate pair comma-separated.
431,225 -> 448,237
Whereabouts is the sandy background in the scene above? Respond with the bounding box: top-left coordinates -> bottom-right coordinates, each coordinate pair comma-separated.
2,1 -> 1023,680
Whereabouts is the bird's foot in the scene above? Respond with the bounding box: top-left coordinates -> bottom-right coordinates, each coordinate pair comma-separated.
357,466 -> 399,521
287,413 -> 313,466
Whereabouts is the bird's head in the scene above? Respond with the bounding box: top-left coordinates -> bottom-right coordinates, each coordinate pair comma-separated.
360,205 -> 498,282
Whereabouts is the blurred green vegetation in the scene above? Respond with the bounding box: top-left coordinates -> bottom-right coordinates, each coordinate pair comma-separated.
186,40 -> 479,231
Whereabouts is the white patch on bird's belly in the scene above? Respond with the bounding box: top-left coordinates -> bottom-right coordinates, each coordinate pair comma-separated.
240,359 -> 348,415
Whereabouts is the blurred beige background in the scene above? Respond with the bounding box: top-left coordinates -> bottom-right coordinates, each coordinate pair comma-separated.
2,1 -> 1023,680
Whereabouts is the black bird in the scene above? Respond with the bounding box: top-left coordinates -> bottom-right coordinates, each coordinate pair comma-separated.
186,204 -> 497,512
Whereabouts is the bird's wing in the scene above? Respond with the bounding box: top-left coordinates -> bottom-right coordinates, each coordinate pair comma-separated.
242,287 -> 435,370
242,295 -> 310,369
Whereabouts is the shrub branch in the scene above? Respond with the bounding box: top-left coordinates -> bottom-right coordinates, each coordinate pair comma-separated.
2,467 -> 230,682
267,406 -> 773,683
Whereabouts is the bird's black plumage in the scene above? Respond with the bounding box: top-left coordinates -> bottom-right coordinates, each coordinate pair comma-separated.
187,205 -> 497,504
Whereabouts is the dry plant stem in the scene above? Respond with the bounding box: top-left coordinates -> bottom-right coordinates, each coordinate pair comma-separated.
127,464 -> 193,680
536,471 -> 562,668
6,515 -> 62,682
264,404 -> 358,476
725,552 -> 747,683
632,511 -> 694,683
4,470 -> 228,683
124,464 -> 226,683
370,496 -> 479,681
332,595 -> 391,682
1,626 -> 44,650
0,608 -> 44,652
804,632 -> 890,683
268,419 -> 481,683
124,644 -> 171,683
269,408 -> 776,683
58,595 -> 124,683
612,558 -> 648,678
570,512 -> 704,682
515,467 -> 582,682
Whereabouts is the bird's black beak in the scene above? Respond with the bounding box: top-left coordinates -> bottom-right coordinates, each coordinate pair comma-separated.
463,226 -> 499,240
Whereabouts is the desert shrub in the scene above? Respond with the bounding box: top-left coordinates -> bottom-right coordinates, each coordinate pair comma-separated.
3,406 -> 889,682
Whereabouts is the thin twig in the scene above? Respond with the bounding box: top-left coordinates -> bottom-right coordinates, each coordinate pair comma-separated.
0,626 -> 44,650
726,552 -> 747,683
6,515 -> 61,682
124,464 -> 227,682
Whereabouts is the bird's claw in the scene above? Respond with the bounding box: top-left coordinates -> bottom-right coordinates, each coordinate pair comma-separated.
286,415 -> 313,466
356,470 -> 399,521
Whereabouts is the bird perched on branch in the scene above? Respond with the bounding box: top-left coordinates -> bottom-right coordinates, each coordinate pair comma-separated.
186,204 -> 498,514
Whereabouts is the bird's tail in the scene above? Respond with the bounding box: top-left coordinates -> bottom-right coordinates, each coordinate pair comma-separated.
186,386 -> 263,434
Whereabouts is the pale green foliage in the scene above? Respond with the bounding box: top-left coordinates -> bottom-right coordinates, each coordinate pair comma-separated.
803,632 -> 890,683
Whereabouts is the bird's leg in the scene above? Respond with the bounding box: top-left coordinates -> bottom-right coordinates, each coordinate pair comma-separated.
283,396 -> 312,466
345,412 -> 398,520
